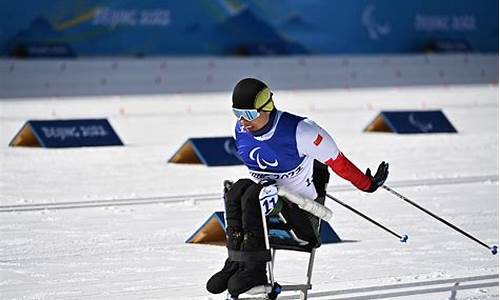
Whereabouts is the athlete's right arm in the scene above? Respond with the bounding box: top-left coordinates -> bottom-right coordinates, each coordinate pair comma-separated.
296,119 -> 372,191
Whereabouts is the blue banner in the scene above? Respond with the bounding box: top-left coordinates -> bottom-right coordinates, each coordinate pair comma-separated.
21,119 -> 124,148
365,110 -> 458,134
0,1 -> 497,57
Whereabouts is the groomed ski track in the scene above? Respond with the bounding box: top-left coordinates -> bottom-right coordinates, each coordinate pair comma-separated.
278,274 -> 498,299
1,85 -> 497,299
1,174 -> 496,213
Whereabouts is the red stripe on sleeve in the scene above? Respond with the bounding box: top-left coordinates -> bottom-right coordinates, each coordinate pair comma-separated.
325,152 -> 371,191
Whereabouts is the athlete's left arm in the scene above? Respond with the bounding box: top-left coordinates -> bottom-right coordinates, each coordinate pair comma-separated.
296,119 -> 384,192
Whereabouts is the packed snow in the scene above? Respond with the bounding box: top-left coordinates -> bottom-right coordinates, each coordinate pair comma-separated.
0,84 -> 498,299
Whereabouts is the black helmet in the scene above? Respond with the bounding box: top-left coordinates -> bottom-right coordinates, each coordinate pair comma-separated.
232,78 -> 274,111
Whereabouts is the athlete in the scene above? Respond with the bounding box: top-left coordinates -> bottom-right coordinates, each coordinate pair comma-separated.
206,78 -> 389,297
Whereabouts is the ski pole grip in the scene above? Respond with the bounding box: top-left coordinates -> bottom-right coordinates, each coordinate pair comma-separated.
278,188 -> 332,221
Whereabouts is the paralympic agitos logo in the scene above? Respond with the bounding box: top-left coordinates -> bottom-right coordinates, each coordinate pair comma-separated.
249,147 -> 278,170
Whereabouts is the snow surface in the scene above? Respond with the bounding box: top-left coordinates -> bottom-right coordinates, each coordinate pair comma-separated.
0,84 -> 498,299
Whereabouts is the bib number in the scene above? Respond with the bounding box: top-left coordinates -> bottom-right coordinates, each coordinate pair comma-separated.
259,185 -> 279,216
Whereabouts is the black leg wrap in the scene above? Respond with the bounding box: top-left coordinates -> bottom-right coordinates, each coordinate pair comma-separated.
227,231 -> 269,296
228,249 -> 272,262
224,179 -> 255,229
216,180 -> 270,297
227,260 -> 268,296
206,223 -> 243,294
206,258 -> 240,294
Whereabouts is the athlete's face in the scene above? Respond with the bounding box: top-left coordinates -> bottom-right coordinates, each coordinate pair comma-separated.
239,111 -> 270,132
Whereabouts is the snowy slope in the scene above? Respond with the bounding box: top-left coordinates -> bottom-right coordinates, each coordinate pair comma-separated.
0,84 -> 498,299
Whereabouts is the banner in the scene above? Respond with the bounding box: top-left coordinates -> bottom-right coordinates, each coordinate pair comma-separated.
1,1 -> 497,57
9,119 -> 124,148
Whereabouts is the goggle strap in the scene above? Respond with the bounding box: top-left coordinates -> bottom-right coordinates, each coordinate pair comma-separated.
256,97 -> 272,111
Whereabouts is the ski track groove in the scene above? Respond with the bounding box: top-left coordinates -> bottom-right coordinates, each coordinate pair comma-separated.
0,174 -> 497,212
277,274 -> 498,299
18,274 -> 497,299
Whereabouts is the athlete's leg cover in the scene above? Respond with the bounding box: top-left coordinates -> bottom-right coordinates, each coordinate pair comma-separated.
206,180 -> 253,294
227,182 -> 268,296
223,178 -> 268,236
227,232 -> 268,296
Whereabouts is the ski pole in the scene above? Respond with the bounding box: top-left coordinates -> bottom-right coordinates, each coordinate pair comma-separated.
326,193 -> 408,243
382,185 -> 498,255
